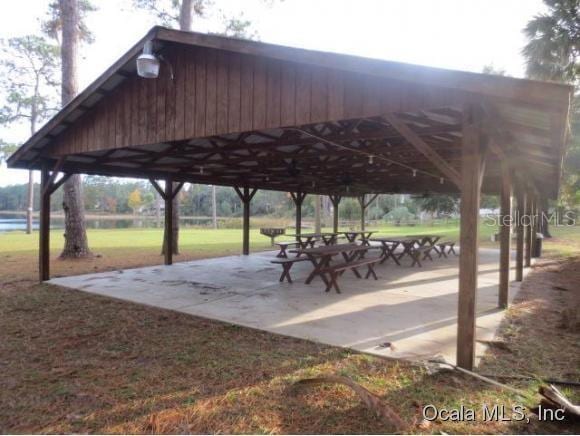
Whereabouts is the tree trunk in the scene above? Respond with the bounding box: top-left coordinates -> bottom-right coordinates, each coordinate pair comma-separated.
212,185 -> 217,229
27,82 -> 38,235
26,171 -> 34,234
59,0 -> 91,258
60,173 -> 90,257
322,195 -> 330,227
179,0 -> 192,31
314,195 -> 321,234
160,0 -> 194,256
539,197 -> 552,238
155,192 -> 161,227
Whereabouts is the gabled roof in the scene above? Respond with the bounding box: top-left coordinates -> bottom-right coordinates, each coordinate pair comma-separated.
8,26 -> 572,170
8,27 -> 572,196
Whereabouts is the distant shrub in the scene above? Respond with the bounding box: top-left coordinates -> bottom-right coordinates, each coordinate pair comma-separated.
383,207 -> 416,226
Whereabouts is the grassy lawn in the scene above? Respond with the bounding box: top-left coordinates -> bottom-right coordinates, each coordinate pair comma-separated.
1,222 -> 579,433
1,220 -> 498,279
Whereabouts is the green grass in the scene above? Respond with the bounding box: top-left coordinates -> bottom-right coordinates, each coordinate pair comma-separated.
1,219 -> 578,255
1,227 -> 275,255
0,220 -> 488,255
540,225 -> 580,257
1,220 -> 578,279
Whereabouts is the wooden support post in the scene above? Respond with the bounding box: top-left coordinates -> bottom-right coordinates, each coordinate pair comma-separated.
164,179 -> 173,265
38,161 -> 72,281
515,187 -> 525,281
456,106 -> 485,370
530,196 -> 536,257
498,164 -> 512,309
329,194 -> 341,233
242,191 -> 250,255
234,186 -> 258,255
150,179 -> 184,264
357,194 -> 378,231
524,190 -> 532,268
39,164 -> 51,282
290,191 -> 307,240
295,194 -> 302,239
531,196 -> 540,258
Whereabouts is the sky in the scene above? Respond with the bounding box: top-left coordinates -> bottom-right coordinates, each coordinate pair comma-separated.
0,0 -> 546,187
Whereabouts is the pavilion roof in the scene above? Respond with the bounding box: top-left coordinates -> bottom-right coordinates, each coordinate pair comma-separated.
7,26 -> 573,198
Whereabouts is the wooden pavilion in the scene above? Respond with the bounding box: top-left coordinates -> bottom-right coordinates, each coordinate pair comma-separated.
7,26 -> 572,370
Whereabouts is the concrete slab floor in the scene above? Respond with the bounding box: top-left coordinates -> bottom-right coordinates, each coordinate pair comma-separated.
49,247 -> 526,366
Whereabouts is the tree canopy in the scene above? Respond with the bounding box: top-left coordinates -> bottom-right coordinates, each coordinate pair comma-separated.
523,0 -> 580,210
0,35 -> 60,132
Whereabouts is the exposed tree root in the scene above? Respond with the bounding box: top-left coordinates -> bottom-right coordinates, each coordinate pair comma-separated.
290,375 -> 408,432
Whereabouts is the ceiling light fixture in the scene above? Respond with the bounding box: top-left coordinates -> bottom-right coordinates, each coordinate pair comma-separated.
136,41 -> 160,79
137,41 -> 174,80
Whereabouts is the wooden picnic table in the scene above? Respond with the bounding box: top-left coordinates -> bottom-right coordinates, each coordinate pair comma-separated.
369,236 -> 419,265
297,243 -> 369,285
287,232 -> 338,249
342,231 -> 375,245
405,234 -> 441,248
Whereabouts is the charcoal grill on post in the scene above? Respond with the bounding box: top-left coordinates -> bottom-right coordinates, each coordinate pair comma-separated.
260,228 -> 285,245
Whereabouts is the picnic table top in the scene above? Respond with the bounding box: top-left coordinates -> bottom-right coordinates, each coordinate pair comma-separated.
369,236 -> 420,243
342,230 -> 375,235
405,234 -> 441,239
286,232 -> 338,238
297,243 -> 367,256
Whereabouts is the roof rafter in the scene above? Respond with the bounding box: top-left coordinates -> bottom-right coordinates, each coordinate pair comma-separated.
382,113 -> 462,187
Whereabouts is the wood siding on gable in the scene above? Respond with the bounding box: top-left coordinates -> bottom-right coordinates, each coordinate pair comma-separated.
49,44 -> 468,157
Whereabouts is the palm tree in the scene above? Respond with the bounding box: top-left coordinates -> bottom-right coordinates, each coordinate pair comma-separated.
523,0 -> 579,83
522,0 -> 580,235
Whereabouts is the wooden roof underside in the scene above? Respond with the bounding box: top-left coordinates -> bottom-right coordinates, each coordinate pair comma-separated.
7,26 -> 572,198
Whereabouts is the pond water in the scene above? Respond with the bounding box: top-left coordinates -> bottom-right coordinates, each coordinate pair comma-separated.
0,213 -> 215,232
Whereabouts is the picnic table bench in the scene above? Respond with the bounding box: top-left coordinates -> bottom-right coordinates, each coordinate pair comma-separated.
369,236 -> 416,266
342,231 -> 375,245
320,257 -> 380,293
435,240 -> 457,257
405,234 -> 441,249
274,241 -> 301,258
297,243 -> 380,292
409,245 -> 435,267
270,257 -> 310,283
370,235 -> 440,267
